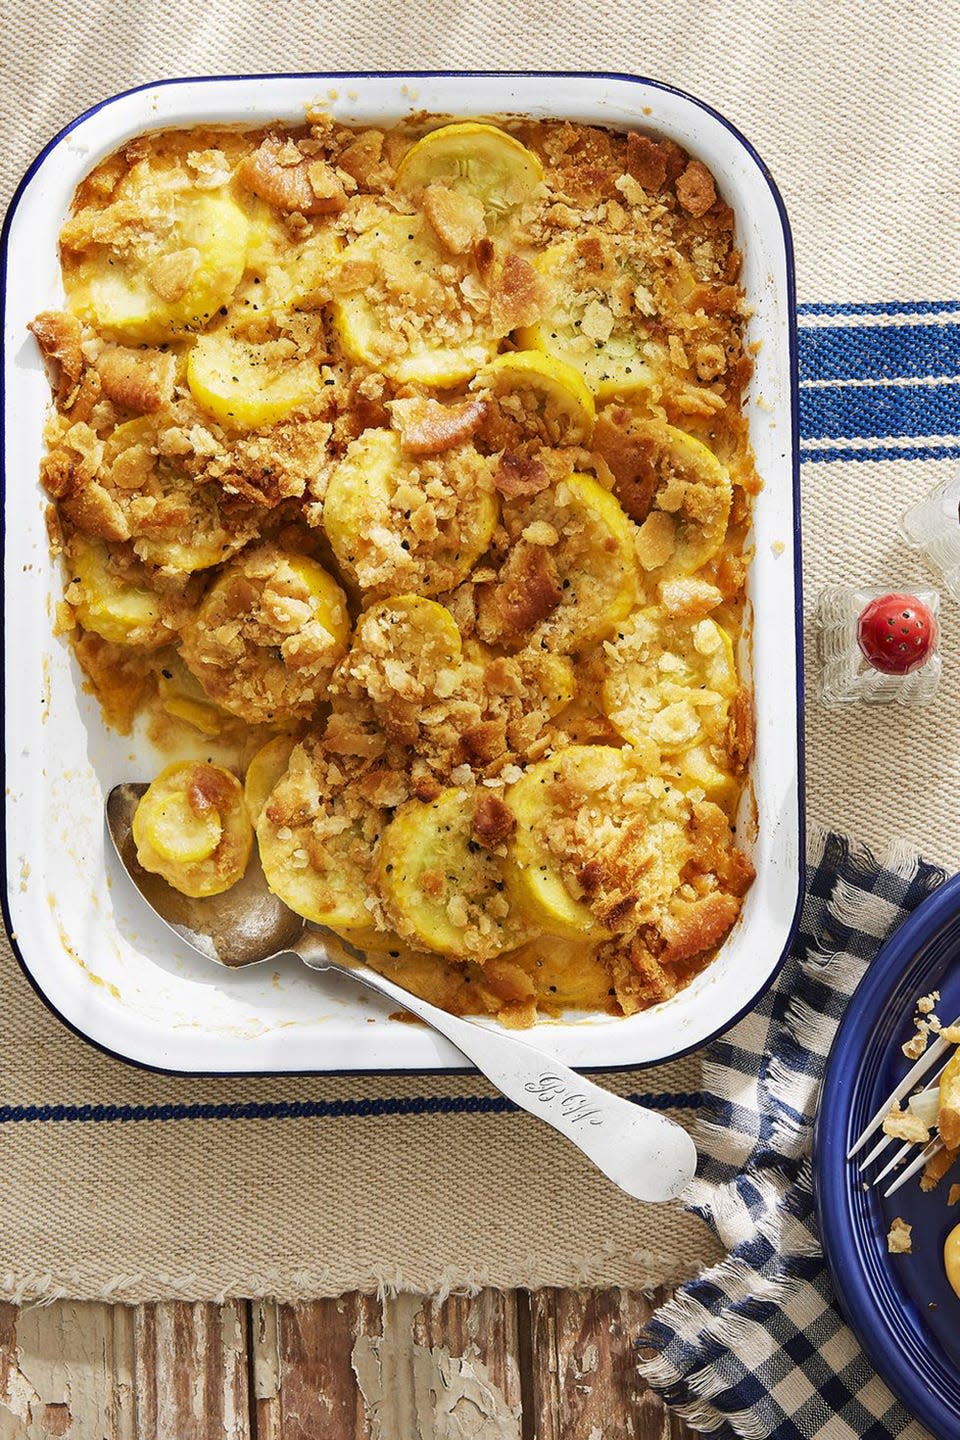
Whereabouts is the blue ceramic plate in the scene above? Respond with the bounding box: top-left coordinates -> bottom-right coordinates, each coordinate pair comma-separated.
814,873 -> 960,1436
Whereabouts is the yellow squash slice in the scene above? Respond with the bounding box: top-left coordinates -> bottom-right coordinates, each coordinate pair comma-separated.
542,473 -> 639,650
157,655 -> 231,737
274,228 -> 344,309
601,607 -> 738,752
472,350 -> 596,445
504,935 -> 618,1015
323,427 -> 498,598
229,211 -> 343,320
69,537 -> 170,649
505,747 -> 621,940
395,122 -> 543,218
515,236 -> 657,399
243,733 -> 299,825
377,787 -> 529,960
68,189 -> 249,344
187,331 -> 322,430
331,213 -> 500,386
620,419 -> 733,579
344,595 -> 464,742
256,743 -> 387,932
133,761 -> 252,898
664,745 -> 740,818
101,417 -> 253,575
484,473 -> 638,653
324,924 -> 410,955
939,1049 -> 960,1152
946,1226 -> 960,1298
505,744 -> 693,940
180,547 -> 350,726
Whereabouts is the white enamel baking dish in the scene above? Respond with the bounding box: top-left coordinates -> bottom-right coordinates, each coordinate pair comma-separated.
1,72 -> 803,1073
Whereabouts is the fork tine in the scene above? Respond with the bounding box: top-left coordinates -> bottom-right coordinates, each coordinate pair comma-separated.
858,1130 -> 898,1173
856,1058 -> 950,1174
870,1139 -> 913,1187
847,1028 -> 955,1159
883,1136 -> 944,1199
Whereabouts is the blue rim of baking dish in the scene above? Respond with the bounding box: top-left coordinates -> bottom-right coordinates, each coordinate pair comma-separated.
0,71 -> 805,1078
813,874 -> 960,1438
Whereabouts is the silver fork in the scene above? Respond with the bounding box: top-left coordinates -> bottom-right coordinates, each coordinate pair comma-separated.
847,1022 -> 959,1198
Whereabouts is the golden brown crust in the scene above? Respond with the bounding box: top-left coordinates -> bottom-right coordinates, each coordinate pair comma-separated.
389,396 -> 489,455
728,686 -> 756,772
660,891 -> 742,966
600,935 -> 677,1015
676,160 -> 718,218
180,545 -> 348,724
237,136 -> 347,215
188,763 -> 238,815
472,791 -> 516,848
922,1146 -> 958,1191
490,252 -> 546,332
459,719 -> 508,767
625,132 -> 668,191
492,453 -> 552,499
335,129 -> 387,187
28,311 -> 84,404
886,1217 -> 913,1254
592,408 -> 658,522
421,183 -> 486,254
94,345 -> 176,414
476,541 -> 563,644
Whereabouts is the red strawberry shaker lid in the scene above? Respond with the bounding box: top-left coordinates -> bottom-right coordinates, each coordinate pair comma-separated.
856,592 -> 938,675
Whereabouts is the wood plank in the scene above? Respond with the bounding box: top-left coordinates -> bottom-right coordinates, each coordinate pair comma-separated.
0,1287 -> 698,1439
0,1300 -> 135,1439
525,1288 -> 699,1440
253,1296 -> 381,1440
132,1302 -> 250,1440
402,1289 -> 522,1437
255,1291 -> 523,1439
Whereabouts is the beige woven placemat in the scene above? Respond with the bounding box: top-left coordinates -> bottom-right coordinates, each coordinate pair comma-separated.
2,0 -> 960,1303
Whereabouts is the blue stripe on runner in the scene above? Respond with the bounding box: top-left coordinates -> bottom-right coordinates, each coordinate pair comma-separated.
799,380 -> 960,441
0,1091 -> 704,1125
799,324 -> 960,383
796,300 -> 960,317
801,442 -> 960,464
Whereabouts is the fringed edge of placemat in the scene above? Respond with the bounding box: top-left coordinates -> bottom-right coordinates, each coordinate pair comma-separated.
1,1238 -> 714,1307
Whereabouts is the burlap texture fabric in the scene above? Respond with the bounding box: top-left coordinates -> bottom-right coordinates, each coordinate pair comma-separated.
2,0 -> 959,1302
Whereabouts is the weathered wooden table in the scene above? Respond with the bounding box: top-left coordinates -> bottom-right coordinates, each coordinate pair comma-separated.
0,1291 -> 698,1436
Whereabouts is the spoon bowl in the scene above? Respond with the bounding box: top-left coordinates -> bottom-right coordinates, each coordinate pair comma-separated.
107,783 -> 306,966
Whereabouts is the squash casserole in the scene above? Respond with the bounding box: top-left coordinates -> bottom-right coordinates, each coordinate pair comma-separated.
31,114 -> 758,1027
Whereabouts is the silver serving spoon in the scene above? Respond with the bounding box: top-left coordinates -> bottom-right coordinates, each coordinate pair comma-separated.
106,783 -> 697,1203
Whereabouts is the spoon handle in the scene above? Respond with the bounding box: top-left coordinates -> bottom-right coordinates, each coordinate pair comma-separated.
295,938 -> 696,1203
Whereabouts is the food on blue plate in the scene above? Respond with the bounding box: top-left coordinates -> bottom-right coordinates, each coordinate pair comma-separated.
902,989 -> 940,1059
882,1107 -> 931,1145
33,115 -> 760,1024
946,1224 -> 960,1295
921,1147 -> 957,1192
884,992 -> 960,1191
887,1217 -> 913,1255
938,1049 -> 960,1152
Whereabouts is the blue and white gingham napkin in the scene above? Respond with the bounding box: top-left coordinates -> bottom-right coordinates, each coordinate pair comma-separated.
639,828 -> 948,1440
